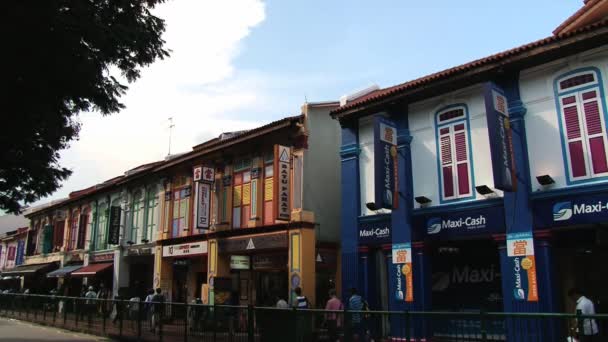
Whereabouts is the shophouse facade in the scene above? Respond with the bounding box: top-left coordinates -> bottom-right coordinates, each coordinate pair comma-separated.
154,102 -> 341,307
0,227 -> 28,290
332,2 -> 608,339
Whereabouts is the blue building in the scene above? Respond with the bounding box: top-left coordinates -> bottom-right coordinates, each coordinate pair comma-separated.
332,1 -> 608,339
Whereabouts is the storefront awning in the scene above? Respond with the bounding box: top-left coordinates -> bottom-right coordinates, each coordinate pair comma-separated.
71,262 -> 112,277
1,263 -> 57,277
46,264 -> 84,278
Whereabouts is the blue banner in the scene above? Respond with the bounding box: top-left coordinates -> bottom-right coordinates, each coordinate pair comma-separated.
483,82 -> 516,192
413,205 -> 505,239
533,192 -> 608,228
374,116 -> 398,209
358,217 -> 391,245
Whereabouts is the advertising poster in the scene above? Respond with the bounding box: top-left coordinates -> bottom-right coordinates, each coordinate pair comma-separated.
392,243 -> 413,302
196,182 -> 211,229
506,232 -> 538,302
374,116 -> 398,209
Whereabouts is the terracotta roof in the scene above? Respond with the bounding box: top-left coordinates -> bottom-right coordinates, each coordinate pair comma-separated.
331,19 -> 608,118
155,115 -> 304,171
553,0 -> 605,35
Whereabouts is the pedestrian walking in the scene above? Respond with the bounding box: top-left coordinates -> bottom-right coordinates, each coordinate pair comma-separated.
325,289 -> 343,342
569,288 -> 599,342
84,286 -> 97,323
275,294 -> 289,309
348,288 -> 366,340
150,288 -> 165,333
293,287 -> 309,309
144,289 -> 154,330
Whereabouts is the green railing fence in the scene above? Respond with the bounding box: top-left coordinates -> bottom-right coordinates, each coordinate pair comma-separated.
0,293 -> 606,341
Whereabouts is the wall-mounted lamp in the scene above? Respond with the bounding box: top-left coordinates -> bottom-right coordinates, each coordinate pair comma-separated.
414,196 -> 432,205
141,239 -> 150,244
365,202 -> 379,211
475,185 -> 494,196
536,174 -> 555,186
126,240 -> 135,246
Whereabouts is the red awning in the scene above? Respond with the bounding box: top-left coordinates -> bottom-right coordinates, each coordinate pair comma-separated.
71,262 -> 113,277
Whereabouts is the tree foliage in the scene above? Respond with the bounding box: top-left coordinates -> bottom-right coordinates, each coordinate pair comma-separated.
1,0 -> 169,213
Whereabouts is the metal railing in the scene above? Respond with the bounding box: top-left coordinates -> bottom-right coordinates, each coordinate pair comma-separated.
0,293 -> 607,341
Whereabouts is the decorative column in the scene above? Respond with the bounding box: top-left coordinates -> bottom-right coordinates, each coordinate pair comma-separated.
358,246 -> 370,301
339,120 -> 360,301
497,74 -> 558,341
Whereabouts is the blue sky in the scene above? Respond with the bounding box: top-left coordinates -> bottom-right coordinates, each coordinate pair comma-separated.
35,0 -> 582,204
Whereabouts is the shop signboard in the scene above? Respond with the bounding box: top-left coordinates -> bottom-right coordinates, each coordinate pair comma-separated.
193,166 -> 203,182
483,82 -> 516,192
163,241 -> 208,257
252,255 -> 287,270
374,116 -> 398,209
126,247 -> 153,256
414,204 -> 505,240
90,253 -> 114,263
218,232 -> 288,253
506,232 -> 538,302
196,182 -> 211,229
358,216 -> 391,245
392,243 -> 413,302
533,192 -> 608,228
230,255 -> 251,270
108,206 -> 121,245
274,145 -> 291,221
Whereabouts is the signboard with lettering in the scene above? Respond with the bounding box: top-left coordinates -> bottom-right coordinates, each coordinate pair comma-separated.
484,82 -> 516,192
90,253 -> 114,263
218,232 -> 288,253
358,217 -> 391,245
193,166 -> 203,182
392,243 -> 413,302
108,206 -> 121,245
413,204 -> 505,240
252,254 -> 287,270
202,167 -> 215,183
533,192 -> 608,228
196,183 -> 211,229
163,241 -> 208,257
506,232 -> 538,302
274,145 -> 291,221
374,116 -> 398,209
230,255 -> 251,270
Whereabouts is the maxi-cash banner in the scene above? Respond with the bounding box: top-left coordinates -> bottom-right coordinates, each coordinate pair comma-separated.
506,232 -> 538,302
374,116 -> 398,209
483,82 -> 516,192
392,243 -> 413,302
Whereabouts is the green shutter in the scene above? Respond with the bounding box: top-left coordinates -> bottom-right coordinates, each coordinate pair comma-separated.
42,224 -> 54,254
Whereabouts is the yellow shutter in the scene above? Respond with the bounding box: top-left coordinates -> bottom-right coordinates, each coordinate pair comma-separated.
264,178 -> 273,201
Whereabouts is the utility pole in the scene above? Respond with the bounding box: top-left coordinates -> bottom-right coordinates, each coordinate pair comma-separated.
167,117 -> 175,156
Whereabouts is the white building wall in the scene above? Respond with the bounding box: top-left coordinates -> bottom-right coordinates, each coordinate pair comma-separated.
409,85 -> 499,208
520,46 -> 608,192
359,116 -> 377,216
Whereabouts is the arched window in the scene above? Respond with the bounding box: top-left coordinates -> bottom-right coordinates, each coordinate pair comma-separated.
435,105 -> 474,201
555,69 -> 608,182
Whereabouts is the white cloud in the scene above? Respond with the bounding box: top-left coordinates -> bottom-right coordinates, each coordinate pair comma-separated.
39,0 -> 267,202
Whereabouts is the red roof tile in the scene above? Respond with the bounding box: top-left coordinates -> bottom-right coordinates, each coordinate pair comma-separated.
331,19 -> 608,118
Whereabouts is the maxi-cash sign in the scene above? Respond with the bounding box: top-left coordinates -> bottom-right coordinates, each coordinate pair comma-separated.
533,192 -> 608,228
414,205 -> 505,239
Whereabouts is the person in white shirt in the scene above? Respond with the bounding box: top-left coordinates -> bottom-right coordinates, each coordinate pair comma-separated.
568,288 -> 599,342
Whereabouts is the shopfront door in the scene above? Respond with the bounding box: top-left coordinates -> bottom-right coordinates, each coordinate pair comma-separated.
255,270 -> 287,306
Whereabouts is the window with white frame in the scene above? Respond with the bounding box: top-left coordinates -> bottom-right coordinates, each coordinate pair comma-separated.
96,203 -> 108,250
143,186 -> 159,243
435,106 -> 473,201
131,190 -> 145,243
556,69 -> 608,182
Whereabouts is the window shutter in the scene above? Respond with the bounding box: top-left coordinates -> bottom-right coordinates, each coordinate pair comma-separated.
439,128 -> 455,198
562,96 -> 588,178
454,124 -> 471,195
581,90 -> 608,174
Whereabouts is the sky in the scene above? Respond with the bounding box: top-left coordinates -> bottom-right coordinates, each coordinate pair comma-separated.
36,0 -> 582,205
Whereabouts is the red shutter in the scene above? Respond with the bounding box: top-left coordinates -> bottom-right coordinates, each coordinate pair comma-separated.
562,96 -> 587,178
439,128 -> 454,198
454,124 -> 470,195
581,91 -> 608,174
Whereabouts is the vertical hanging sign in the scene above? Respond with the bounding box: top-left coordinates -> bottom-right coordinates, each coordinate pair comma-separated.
274,145 -> 291,221
483,82 -> 516,192
108,206 -> 121,245
374,116 -> 399,209
194,166 -> 214,230
392,243 -> 413,302
506,232 -> 538,302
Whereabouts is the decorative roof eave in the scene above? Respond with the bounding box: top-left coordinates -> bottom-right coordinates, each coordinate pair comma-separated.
553,0 -> 605,35
331,20 -> 608,121
154,115 -> 304,173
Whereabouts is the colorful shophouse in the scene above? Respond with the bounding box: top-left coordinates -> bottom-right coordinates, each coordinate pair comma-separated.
154,102 -> 342,307
332,1 -> 608,339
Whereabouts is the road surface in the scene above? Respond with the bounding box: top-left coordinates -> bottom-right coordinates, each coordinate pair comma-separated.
0,317 -> 106,341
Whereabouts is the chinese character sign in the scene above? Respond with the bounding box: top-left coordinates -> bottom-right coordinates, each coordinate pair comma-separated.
392,243 -> 413,302
506,232 -> 538,302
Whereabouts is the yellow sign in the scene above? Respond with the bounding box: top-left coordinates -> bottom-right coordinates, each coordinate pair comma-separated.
233,185 -> 242,205
243,183 -> 251,205
264,178 -> 273,201
290,233 -> 300,272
